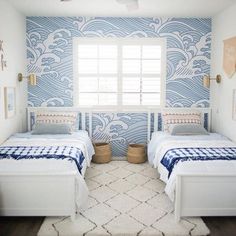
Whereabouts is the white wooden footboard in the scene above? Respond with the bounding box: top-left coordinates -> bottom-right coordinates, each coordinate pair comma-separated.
0,173 -> 76,220
175,174 -> 236,221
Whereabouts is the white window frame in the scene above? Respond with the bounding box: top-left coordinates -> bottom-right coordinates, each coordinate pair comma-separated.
73,37 -> 166,109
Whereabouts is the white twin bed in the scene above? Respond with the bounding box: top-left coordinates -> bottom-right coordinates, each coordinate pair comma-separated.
0,108 -> 94,220
148,108 -> 236,221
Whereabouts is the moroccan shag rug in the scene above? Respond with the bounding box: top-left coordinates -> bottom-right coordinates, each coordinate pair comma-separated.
38,161 -> 210,236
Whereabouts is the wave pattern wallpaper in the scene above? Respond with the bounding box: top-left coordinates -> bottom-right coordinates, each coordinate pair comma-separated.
27,17 -> 211,156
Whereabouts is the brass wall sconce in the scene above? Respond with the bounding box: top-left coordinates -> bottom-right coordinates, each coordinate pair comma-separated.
203,74 -> 221,88
18,73 -> 37,86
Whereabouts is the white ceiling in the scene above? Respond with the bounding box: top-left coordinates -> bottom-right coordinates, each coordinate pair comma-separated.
7,0 -> 236,17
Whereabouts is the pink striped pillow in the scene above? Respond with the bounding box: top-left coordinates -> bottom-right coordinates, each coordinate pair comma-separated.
35,111 -> 78,131
162,112 -> 201,132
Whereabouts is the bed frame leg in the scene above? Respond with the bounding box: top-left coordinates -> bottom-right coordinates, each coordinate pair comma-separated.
175,212 -> 180,222
175,175 -> 181,222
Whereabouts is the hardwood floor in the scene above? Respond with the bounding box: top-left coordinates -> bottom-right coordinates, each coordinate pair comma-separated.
0,216 -> 235,236
203,217 -> 236,236
0,217 -> 44,236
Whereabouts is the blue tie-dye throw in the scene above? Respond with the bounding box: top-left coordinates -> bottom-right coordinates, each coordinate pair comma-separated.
161,147 -> 236,178
0,146 -> 85,174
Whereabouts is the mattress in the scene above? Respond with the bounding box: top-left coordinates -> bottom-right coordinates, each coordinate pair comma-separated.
148,131 -> 229,165
0,131 -> 94,173
148,131 -> 236,201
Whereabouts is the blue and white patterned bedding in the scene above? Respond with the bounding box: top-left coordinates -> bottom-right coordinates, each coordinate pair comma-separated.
148,132 -> 229,165
161,147 -> 236,178
2,131 -> 94,168
0,146 -> 85,174
149,132 -> 236,201
12,131 -> 95,163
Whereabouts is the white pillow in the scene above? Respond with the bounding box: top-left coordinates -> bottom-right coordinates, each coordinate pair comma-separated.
169,123 -> 209,136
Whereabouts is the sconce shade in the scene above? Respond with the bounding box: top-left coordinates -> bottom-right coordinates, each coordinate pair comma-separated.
18,73 -> 37,86
29,74 -> 37,86
203,74 -> 221,88
203,75 -> 210,88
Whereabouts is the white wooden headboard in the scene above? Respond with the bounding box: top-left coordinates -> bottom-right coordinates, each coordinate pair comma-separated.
27,107 -> 211,142
27,107 -> 93,137
147,108 -> 211,142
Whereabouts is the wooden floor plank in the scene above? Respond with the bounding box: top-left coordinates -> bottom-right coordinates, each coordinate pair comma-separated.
203,217 -> 236,236
0,217 -> 44,236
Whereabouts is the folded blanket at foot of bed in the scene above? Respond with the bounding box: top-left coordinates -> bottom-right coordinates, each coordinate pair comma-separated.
0,146 -> 85,174
161,147 -> 236,178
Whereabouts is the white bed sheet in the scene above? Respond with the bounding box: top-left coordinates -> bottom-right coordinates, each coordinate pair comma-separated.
0,131 -> 95,210
148,132 -> 236,201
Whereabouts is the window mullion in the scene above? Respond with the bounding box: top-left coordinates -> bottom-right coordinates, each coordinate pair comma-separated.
140,46 -> 143,106
117,43 -> 122,107
97,45 -> 100,105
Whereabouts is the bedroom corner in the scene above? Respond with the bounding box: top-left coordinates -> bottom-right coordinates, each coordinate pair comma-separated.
0,0 -> 27,144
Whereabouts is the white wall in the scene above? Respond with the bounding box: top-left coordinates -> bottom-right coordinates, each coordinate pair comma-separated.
211,3 -> 236,142
0,0 -> 27,144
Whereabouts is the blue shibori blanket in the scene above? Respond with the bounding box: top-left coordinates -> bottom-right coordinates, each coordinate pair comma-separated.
161,147 -> 236,178
0,146 -> 85,174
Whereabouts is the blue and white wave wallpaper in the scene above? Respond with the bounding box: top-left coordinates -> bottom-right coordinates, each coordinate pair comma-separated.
26,17 -> 211,156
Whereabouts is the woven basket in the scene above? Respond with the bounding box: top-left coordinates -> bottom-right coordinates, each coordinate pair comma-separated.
92,142 -> 112,164
127,144 -> 147,164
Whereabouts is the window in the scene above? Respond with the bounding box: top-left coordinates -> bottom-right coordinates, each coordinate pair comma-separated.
74,38 -> 166,107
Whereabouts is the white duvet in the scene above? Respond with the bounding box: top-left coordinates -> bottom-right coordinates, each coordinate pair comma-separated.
148,132 -> 236,201
0,131 -> 95,210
